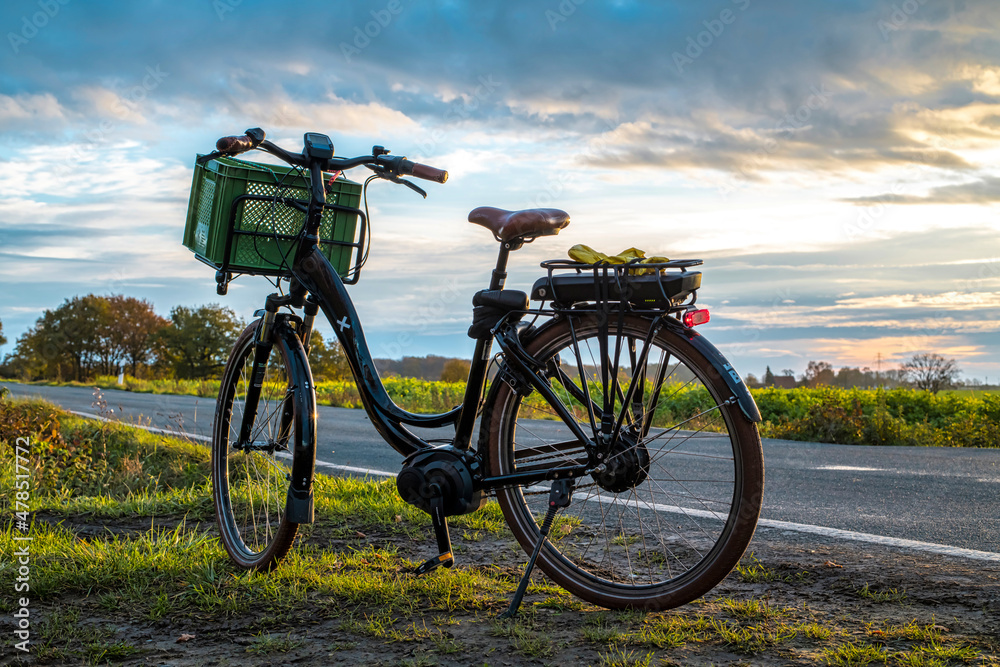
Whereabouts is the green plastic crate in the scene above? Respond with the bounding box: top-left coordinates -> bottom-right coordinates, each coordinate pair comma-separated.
182,155 -> 362,277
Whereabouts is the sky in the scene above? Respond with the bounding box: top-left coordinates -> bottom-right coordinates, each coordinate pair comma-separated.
1,0 -> 998,381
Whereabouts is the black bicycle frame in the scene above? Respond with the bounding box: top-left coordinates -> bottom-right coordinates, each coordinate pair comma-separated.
290,233 -> 592,461
295,243 -> 466,458
248,153 -> 759,513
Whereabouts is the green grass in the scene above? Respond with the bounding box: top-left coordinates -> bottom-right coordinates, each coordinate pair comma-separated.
752,386 -> 1000,448
597,647 -> 655,667
34,608 -> 144,663
246,631 -> 305,654
823,641 -> 891,665
709,617 -> 797,655
734,553 -> 810,583
719,598 -> 789,623
0,396 -> 512,632
856,582 -> 908,603
490,617 -> 556,659
1,394 -> 997,666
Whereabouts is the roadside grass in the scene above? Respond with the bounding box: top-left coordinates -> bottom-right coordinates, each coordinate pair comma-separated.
1,395 -> 997,665
734,552 -> 810,584
822,639 -> 983,666
856,582 -> 908,604
9,374 -> 1000,448
246,630 -> 306,655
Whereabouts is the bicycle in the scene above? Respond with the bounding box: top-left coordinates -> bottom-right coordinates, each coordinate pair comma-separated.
184,127 -> 765,614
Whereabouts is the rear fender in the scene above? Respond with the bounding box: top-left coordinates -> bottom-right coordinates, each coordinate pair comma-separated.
680,326 -> 762,423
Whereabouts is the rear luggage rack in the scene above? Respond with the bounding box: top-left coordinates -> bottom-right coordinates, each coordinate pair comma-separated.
531,258 -> 703,309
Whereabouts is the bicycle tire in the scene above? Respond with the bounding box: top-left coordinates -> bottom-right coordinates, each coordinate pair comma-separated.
212,320 -> 304,570
484,313 -> 763,610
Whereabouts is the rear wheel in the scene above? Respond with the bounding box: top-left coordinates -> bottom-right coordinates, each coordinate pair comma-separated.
212,321 -> 301,570
485,314 -> 763,610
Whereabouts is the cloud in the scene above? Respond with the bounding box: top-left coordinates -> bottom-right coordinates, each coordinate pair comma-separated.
842,176 -> 1000,204
1,0 -> 997,192
3,0 -> 1000,378
0,92 -> 67,126
577,103 -> 979,180
208,87 -> 417,135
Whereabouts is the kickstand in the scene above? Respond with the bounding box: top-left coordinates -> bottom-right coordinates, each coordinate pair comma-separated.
412,487 -> 455,576
499,479 -> 573,619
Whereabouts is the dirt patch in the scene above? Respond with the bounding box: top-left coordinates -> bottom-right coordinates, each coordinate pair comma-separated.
5,516 -> 999,667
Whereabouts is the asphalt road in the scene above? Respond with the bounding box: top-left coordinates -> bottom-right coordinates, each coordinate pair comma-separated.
4,381 -> 999,555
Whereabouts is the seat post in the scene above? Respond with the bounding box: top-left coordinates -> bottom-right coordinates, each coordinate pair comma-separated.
488,242 -> 514,291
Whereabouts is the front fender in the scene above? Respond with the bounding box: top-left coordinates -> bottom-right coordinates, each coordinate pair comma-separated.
274,317 -> 317,523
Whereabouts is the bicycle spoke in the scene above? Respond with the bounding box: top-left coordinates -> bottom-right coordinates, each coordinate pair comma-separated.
213,323 -> 300,569
491,313 -> 762,607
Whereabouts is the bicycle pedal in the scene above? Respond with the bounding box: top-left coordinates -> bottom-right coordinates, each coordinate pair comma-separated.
409,490 -> 456,576
412,552 -> 454,576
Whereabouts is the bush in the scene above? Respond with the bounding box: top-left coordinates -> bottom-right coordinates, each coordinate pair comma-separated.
752,387 -> 999,448
0,394 -> 210,498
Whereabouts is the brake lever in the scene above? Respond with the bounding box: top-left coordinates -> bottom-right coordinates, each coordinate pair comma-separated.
196,150 -> 226,165
372,167 -> 427,198
396,177 -> 427,199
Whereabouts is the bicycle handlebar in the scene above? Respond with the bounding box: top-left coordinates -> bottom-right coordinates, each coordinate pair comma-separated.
217,128 -> 266,156
210,128 -> 448,191
400,159 -> 449,184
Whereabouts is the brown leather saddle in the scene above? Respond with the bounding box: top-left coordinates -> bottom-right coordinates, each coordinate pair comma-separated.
468,206 -> 570,243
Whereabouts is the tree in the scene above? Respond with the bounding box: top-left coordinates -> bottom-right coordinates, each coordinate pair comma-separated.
764,366 -> 775,386
834,366 -> 871,389
803,360 -> 835,387
35,295 -> 106,381
3,323 -> 67,380
307,332 -> 352,381
2,295 -> 174,381
903,353 -> 960,394
440,359 -> 471,382
0,317 -> 6,347
106,296 -> 169,376
157,304 -> 243,379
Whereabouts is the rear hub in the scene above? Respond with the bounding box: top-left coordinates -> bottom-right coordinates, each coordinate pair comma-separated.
592,433 -> 650,493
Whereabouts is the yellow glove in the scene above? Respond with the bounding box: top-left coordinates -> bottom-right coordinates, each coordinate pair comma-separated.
568,244 -> 669,274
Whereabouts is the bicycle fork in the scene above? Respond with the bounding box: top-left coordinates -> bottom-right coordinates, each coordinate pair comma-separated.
235,310 -> 278,449
238,301 -> 318,524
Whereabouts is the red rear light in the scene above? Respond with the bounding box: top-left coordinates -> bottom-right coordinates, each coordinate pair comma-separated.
683,309 -> 710,327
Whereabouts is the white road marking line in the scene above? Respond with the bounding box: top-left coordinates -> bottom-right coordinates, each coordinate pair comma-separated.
69,411 -> 394,477
753,517 -> 1000,562
70,411 -> 1000,562
583,494 -> 1000,561
275,452 -> 396,478
815,466 -> 883,471
69,411 -> 212,442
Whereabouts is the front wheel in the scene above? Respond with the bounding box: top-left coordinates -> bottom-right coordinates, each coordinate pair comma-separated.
485,314 -> 764,610
212,321 -> 303,570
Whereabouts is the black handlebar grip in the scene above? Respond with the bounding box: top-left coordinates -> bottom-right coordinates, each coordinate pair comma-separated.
216,128 -> 265,155
400,158 -> 448,184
